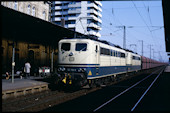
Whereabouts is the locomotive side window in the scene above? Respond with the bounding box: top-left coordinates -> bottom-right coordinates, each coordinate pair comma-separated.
118,52 -> 120,57
100,47 -> 110,56
100,48 -> 104,55
132,56 -> 140,60
76,43 -> 87,51
121,52 -> 125,58
61,43 -> 70,51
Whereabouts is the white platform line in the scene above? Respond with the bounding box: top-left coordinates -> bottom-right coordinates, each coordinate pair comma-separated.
93,68 -> 162,112
131,68 -> 164,111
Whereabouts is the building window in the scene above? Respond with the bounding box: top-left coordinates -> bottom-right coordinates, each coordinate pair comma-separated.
43,11 -> 46,20
87,7 -> 91,10
27,5 -> 31,14
8,2 -> 12,8
87,1 -> 93,4
32,7 -> 35,16
69,1 -> 76,4
14,2 -> 18,10
69,7 -> 81,11
66,20 -> 76,24
87,19 -> 91,24
87,27 -> 91,31
55,21 -> 61,25
87,13 -> 91,16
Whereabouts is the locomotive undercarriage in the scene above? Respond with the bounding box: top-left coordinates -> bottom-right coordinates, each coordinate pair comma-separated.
57,67 -> 141,88
57,72 -> 88,87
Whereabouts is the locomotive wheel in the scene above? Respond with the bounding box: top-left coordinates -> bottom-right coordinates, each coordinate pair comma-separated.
95,79 -> 102,87
88,79 -> 96,88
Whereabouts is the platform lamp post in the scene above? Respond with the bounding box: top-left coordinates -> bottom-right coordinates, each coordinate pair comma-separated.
51,49 -> 54,73
12,41 -> 15,83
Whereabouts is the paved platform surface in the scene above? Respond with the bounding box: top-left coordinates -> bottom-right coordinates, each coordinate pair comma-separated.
2,76 -> 48,91
2,76 -> 49,99
164,65 -> 170,72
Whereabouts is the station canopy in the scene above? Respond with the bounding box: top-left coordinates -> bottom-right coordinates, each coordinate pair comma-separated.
162,0 -> 170,54
0,5 -> 88,48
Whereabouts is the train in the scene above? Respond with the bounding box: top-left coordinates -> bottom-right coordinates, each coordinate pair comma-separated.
56,37 -> 167,87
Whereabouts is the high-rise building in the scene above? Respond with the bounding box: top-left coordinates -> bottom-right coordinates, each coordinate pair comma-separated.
1,1 -> 51,21
51,1 -> 102,38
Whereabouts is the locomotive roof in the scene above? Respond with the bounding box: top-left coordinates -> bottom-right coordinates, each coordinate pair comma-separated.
62,37 -> 138,55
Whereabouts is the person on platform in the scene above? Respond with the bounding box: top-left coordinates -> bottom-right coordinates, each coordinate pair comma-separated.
6,72 -> 10,80
25,61 -> 31,78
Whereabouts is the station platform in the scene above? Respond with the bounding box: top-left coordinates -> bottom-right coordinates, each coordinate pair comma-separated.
2,76 -> 49,99
164,65 -> 170,72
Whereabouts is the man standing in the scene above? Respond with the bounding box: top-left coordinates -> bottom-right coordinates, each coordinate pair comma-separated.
25,61 -> 31,78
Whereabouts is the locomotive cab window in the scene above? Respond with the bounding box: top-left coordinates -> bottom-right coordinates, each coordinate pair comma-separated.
61,43 -> 70,51
76,43 -> 87,51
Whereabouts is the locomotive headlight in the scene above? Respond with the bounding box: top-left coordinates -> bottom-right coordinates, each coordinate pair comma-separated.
81,68 -> 86,72
78,68 -> 86,72
58,67 -> 65,72
78,68 -> 82,72
58,67 -> 61,72
61,67 -> 65,71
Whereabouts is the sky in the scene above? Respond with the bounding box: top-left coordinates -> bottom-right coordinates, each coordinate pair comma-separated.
100,0 -> 169,62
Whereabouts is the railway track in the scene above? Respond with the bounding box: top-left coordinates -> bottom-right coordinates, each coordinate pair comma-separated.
93,66 -> 166,112
2,83 -> 101,112
2,67 -> 160,112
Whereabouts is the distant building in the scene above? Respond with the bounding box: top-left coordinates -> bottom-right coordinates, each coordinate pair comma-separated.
1,1 -> 51,21
51,1 -> 102,38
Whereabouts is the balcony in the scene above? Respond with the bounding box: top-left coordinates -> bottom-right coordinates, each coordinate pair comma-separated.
88,9 -> 98,16
88,23 -> 101,30
98,7 -> 102,12
68,24 -> 76,28
68,9 -> 81,14
54,1 -> 69,4
95,1 -> 102,7
55,6 -> 68,10
87,3 -> 102,13
68,3 -> 81,8
54,17 -> 60,21
88,31 -> 101,38
68,16 -> 78,20
54,11 -> 68,15
54,17 -> 68,21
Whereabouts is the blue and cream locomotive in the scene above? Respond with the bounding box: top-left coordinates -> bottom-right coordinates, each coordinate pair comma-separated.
57,37 -> 141,87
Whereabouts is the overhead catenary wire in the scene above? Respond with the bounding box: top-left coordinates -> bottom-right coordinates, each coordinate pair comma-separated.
142,1 -> 153,26
131,0 -> 157,46
101,1 -> 166,60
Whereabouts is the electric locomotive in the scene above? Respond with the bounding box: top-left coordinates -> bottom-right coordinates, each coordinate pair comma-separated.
57,38 -> 141,87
